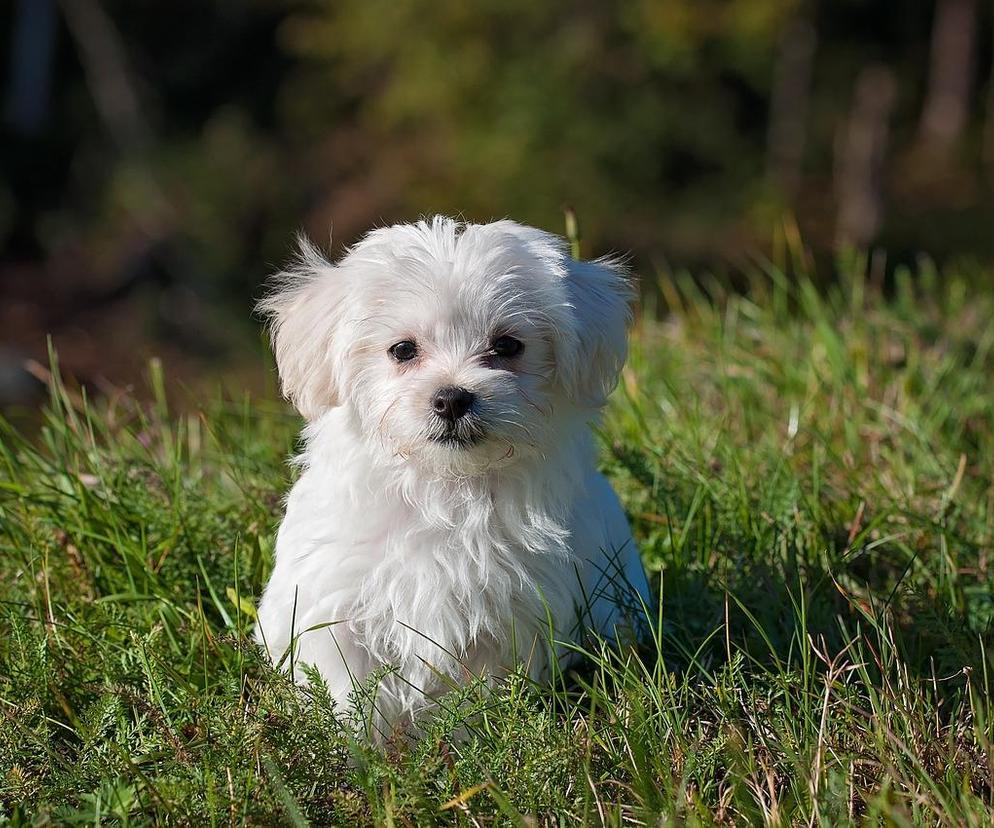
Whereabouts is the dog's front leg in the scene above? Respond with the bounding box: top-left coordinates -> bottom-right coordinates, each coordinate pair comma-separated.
288,598 -> 372,708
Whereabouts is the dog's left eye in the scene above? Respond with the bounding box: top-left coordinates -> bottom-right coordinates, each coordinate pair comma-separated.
389,340 -> 418,362
490,336 -> 524,358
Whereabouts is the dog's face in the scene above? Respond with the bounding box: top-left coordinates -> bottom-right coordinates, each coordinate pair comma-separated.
260,218 -> 631,475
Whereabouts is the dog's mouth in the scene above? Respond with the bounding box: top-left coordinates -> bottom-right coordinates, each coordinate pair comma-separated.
426,418 -> 487,449
429,429 -> 485,448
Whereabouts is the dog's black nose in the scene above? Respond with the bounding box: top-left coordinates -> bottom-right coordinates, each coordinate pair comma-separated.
431,386 -> 475,421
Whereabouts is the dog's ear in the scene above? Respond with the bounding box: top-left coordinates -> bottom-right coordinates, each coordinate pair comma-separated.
556,255 -> 633,407
257,235 -> 349,420
494,220 -> 633,407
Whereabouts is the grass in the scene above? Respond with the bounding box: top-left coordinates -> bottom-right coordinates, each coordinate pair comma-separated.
2,241 -> 993,825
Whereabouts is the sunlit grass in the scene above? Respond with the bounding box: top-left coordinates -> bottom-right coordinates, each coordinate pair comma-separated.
1,247 -> 993,825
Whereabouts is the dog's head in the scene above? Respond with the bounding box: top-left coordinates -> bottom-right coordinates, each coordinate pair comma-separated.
259,217 -> 632,474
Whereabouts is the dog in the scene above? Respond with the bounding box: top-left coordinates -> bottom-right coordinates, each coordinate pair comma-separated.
254,217 -> 651,735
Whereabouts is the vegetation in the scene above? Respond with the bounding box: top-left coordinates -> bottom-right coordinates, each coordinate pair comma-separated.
5,1 -> 994,282
5,1 -> 994,401
2,238 -> 992,825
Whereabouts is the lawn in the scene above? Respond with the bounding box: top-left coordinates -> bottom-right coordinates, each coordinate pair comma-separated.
2,242 -> 993,825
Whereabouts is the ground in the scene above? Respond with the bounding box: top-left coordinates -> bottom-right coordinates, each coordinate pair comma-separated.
1,242 -> 992,825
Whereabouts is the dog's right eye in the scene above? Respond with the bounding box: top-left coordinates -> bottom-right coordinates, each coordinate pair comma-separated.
389,340 -> 418,362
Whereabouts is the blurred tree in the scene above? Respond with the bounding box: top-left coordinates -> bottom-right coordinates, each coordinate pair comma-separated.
919,0 -> 977,153
835,64 -> 896,248
4,0 -> 57,136
1,0 -> 994,400
767,15 -> 817,198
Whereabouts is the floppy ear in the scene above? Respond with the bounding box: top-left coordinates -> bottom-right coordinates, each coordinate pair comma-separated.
556,256 -> 634,407
494,220 -> 633,407
257,235 -> 349,420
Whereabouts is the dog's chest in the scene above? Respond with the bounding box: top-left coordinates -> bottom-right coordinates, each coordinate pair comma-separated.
286,445 -> 578,673
350,495 -> 572,668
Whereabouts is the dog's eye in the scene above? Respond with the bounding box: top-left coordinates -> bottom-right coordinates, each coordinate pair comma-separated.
491,335 -> 524,358
389,340 -> 418,362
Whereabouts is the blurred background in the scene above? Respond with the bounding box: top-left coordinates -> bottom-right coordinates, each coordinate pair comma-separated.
2,0 -> 993,412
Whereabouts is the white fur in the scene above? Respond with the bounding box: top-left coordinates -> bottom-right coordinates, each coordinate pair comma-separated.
254,217 -> 650,735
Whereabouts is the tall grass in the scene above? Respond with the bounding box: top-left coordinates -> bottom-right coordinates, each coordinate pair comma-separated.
1,247 -> 992,825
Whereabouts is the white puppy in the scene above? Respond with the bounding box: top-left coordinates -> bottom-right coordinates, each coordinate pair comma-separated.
254,217 -> 650,734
